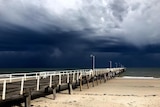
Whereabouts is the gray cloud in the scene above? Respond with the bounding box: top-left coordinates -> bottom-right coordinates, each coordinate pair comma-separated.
0,0 -> 160,68
0,0 -> 159,47
108,0 -> 128,21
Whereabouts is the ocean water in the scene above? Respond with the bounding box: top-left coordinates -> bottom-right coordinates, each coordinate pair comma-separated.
0,68 -> 160,78
0,68 -> 60,74
0,68 -> 81,74
121,68 -> 160,78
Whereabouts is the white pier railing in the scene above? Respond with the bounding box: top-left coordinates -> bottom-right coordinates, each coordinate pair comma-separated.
0,68 -> 125,100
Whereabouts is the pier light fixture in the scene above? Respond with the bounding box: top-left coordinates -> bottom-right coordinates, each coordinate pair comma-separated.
115,63 -> 118,68
90,54 -> 95,71
109,61 -> 112,68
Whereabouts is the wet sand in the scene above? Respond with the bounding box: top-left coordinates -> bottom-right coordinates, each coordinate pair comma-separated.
30,77 -> 160,107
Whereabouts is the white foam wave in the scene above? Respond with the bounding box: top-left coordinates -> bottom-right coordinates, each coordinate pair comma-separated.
122,76 -> 158,79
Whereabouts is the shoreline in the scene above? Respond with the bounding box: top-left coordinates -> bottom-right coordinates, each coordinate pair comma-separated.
122,76 -> 160,79
30,77 -> 160,107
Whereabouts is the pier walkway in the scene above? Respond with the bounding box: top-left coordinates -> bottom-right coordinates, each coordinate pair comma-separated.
0,68 -> 126,107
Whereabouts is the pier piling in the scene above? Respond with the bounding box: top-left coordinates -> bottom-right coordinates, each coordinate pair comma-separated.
96,76 -> 98,85
68,82 -> 72,95
52,87 -> 56,100
24,88 -> 31,107
92,77 -> 95,87
104,73 -> 107,83
79,79 -> 82,91
86,76 -> 89,89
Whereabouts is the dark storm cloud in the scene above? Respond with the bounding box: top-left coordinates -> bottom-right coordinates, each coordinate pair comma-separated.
0,0 -> 160,68
0,23 -> 88,51
0,25 -> 94,68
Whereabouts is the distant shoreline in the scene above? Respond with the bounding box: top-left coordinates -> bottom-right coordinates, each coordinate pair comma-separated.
122,76 -> 160,79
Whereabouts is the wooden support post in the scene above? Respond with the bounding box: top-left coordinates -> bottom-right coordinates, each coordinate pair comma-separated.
58,85 -> 61,92
52,87 -> 56,100
104,73 -> 107,83
79,79 -> 82,91
118,72 -> 120,77
107,73 -> 110,80
24,88 -> 31,107
113,72 -> 115,78
108,72 -> 110,80
68,82 -> 72,94
86,76 -> 89,89
75,79 -> 78,86
96,76 -> 98,85
111,72 -> 113,79
100,75 -> 102,84
44,86 -> 49,93
92,77 -> 94,87
75,73 -> 78,86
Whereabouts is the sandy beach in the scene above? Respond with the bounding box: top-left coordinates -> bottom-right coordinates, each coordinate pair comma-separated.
30,77 -> 160,107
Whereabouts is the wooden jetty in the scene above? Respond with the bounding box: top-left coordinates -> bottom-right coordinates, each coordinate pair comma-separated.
0,68 -> 126,107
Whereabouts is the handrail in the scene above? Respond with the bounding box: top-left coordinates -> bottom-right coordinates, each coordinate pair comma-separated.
0,68 -> 125,100
0,68 -> 125,82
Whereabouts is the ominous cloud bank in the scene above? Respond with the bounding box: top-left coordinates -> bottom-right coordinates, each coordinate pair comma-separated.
0,0 -> 160,68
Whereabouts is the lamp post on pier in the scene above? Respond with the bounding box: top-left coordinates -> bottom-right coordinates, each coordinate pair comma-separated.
109,61 -> 112,68
115,63 -> 118,68
90,54 -> 95,71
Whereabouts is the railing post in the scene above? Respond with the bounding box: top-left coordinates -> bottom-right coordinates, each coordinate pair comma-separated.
73,73 -> 75,83
67,73 -> 69,83
59,74 -> 61,85
37,76 -> 40,91
24,73 -> 27,80
36,73 -> 38,79
20,78 -> 24,95
77,72 -> 79,81
44,72 -> 46,78
49,75 -> 52,88
9,74 -> 12,82
2,80 -> 6,100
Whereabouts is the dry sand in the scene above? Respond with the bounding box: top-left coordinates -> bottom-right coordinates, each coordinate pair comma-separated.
31,78 -> 160,107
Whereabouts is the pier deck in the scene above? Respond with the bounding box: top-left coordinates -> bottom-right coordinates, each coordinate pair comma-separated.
0,68 -> 126,106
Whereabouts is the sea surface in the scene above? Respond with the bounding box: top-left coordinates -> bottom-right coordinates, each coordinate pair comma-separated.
0,68 -> 160,78
121,68 -> 160,78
